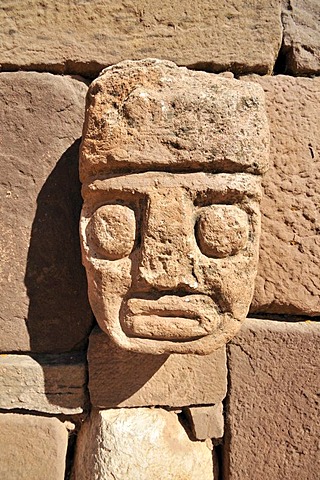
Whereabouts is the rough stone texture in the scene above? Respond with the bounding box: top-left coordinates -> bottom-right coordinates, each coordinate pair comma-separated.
245,75 -> 320,316
88,327 -> 227,408
80,59 -> 269,355
282,0 -> 320,75
184,404 -> 224,440
0,71 -> 93,352
0,413 -> 68,480
0,353 -> 87,414
73,408 -> 215,480
1,1 -> 282,76
224,319 -> 320,480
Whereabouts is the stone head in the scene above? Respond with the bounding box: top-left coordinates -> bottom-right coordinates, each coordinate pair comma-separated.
79,59 -> 269,354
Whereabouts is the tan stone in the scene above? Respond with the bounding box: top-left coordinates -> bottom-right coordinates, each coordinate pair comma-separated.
0,353 -> 87,414
0,1 -> 282,76
0,413 -> 68,480
73,408 -> 215,480
224,319 -> 320,480
80,59 -> 269,355
88,327 -> 227,408
282,0 -> 320,75
184,404 -> 224,440
0,71 -> 93,352
243,75 -> 320,316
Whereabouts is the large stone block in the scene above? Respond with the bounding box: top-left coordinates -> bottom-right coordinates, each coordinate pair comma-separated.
88,327 -> 227,408
0,1 -> 282,76
0,353 -> 87,414
73,408 -> 215,480
0,71 -> 93,352
245,75 -> 320,316
0,413 -> 68,480
224,319 -> 320,480
282,0 -> 320,75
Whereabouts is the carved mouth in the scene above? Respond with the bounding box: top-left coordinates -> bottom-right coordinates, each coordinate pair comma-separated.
122,295 -> 219,341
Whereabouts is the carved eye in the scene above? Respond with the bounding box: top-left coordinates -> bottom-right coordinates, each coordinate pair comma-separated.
86,205 -> 135,260
196,205 -> 249,258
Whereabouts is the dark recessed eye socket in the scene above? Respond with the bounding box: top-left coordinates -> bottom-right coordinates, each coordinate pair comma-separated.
86,205 -> 136,260
196,205 -> 249,258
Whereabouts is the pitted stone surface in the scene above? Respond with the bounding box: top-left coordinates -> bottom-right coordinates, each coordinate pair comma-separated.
245,75 -> 320,316
88,326 -> 227,408
224,319 -> 320,480
0,413 -> 68,480
0,1 -> 281,76
80,59 -> 269,355
282,0 -> 320,75
0,353 -> 87,414
73,408 -> 215,480
80,59 -> 269,179
0,72 -> 93,352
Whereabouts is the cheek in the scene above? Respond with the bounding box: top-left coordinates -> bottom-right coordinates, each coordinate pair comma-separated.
86,258 -> 133,299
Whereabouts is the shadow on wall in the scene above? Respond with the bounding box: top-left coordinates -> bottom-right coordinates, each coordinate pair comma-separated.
23,139 -> 166,410
24,139 -> 94,353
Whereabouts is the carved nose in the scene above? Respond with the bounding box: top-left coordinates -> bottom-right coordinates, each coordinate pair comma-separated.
137,189 -> 198,291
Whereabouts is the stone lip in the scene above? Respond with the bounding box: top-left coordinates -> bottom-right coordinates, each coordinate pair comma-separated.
122,295 -> 219,340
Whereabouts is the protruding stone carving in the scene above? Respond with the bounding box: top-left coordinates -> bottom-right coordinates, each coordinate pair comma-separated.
80,59 -> 269,355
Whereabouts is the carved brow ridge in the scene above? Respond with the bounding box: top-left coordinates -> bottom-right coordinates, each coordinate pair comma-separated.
82,172 -> 261,200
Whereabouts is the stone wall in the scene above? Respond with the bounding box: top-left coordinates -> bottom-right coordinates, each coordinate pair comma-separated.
0,1 -> 319,479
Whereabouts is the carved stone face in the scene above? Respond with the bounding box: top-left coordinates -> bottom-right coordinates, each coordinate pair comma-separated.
80,59 -> 269,354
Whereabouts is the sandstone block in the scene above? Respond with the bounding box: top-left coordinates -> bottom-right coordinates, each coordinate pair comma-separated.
224,319 -> 320,480
184,404 -> 224,440
282,0 -> 320,75
0,1 -> 282,76
73,408 -> 215,480
0,353 -> 87,414
0,71 -> 93,352
80,59 -> 269,356
88,327 -> 227,408
0,413 -> 68,480
244,75 -> 320,315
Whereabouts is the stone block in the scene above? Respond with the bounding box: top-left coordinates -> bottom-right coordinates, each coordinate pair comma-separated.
245,75 -> 320,316
282,0 -> 320,75
184,404 -> 224,440
73,408 -> 215,480
88,327 -> 227,408
0,413 -> 68,480
0,71 -> 93,352
224,319 -> 320,480
0,353 -> 87,414
0,1 -> 282,76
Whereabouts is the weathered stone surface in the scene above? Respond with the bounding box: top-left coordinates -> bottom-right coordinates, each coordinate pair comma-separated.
0,353 -> 87,414
1,1 -> 282,76
80,59 -> 269,355
245,75 -> 320,316
73,408 -> 215,480
88,327 -> 227,408
0,413 -> 68,480
0,71 -> 93,352
282,0 -> 320,75
224,319 -> 320,480
184,404 -> 224,440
